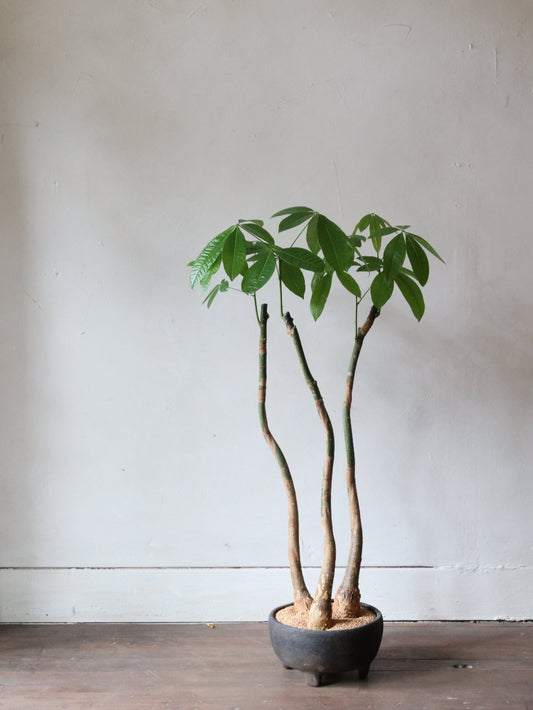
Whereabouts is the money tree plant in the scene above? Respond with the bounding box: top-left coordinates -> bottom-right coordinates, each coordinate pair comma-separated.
188,207 -> 443,631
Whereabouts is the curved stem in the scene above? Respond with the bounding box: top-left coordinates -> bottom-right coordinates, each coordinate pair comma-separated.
253,294 -> 260,325
258,304 -> 312,612
277,264 -> 284,318
333,305 -> 379,618
284,312 -> 336,630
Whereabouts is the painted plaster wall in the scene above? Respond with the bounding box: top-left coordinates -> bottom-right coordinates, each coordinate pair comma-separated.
0,0 -> 531,621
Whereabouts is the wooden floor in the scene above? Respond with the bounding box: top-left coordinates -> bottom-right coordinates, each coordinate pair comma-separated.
0,622 -> 531,709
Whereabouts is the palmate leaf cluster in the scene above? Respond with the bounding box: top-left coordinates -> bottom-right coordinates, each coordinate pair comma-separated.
189,208 -> 443,321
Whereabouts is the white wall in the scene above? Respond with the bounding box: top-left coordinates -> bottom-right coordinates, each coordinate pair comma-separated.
1,0 -> 532,622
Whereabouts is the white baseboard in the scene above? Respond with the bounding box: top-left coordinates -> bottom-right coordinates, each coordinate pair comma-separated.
0,566 -> 531,623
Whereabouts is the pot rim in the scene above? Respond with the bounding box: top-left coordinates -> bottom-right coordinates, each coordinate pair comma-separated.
269,601 -> 383,635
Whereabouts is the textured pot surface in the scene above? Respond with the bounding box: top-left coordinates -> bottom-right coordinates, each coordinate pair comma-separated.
268,602 -> 383,683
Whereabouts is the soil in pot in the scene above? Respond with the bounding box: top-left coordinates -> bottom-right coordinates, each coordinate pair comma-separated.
275,604 -> 376,631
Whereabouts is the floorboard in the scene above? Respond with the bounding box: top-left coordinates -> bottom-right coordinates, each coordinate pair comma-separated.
0,622 -> 531,709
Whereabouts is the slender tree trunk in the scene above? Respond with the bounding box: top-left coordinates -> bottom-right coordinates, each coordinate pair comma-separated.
283,312 -> 336,630
333,305 -> 379,618
258,304 -> 312,613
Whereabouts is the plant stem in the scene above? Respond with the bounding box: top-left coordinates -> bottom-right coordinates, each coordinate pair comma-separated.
289,223 -> 309,248
360,285 -> 371,302
283,311 -> 336,630
332,305 -> 379,618
258,304 -> 312,613
277,264 -> 284,318
253,294 -> 260,325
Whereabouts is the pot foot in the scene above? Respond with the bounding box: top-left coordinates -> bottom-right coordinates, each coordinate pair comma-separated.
305,671 -> 323,687
358,664 -> 370,680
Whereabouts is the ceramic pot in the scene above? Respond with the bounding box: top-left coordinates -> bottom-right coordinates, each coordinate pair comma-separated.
268,602 -> 383,687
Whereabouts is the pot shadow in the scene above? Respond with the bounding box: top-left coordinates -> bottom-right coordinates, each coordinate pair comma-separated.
309,628 -> 518,687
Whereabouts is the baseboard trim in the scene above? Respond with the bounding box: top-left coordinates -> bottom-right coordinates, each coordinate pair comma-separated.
0,566 -> 531,622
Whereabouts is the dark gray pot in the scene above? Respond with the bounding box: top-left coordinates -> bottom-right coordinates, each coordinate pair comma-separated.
268,602 -> 383,687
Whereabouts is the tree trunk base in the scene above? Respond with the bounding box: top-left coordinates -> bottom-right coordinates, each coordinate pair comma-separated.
332,589 -> 361,619
307,597 -> 333,630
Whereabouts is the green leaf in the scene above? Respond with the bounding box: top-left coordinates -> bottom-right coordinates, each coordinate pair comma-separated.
369,214 -> 385,253
272,206 -> 314,218
406,233 -> 445,263
189,226 -> 234,288
371,226 -> 398,238
239,222 -> 274,244
310,271 -> 333,320
199,253 -> 222,291
278,211 -> 314,232
336,270 -> 361,298
399,266 -> 418,280
280,261 -> 305,298
395,272 -> 425,320
370,272 -> 394,308
405,236 -> 429,285
277,247 -> 324,272
222,227 -> 246,280
202,283 -> 220,308
238,219 -> 264,226
306,215 -> 320,254
316,214 -> 353,272
311,270 -> 323,290
356,256 -> 383,272
202,278 -> 229,307
241,250 -> 276,294
383,233 -> 406,280
354,214 -> 372,233
246,241 -> 264,256
348,234 -> 364,249
247,241 -> 270,262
